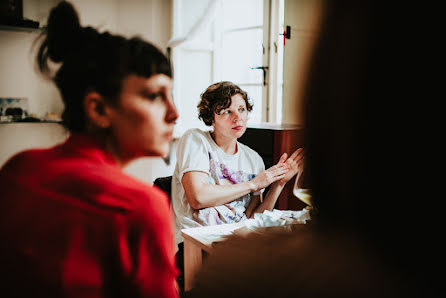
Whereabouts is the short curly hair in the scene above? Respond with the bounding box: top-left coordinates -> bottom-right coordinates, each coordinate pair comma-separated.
197,81 -> 253,126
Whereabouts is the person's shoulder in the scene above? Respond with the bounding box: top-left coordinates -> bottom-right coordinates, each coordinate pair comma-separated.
181,128 -> 209,139
0,147 -> 52,173
237,140 -> 255,153
238,141 -> 262,160
84,169 -> 172,230
179,128 -> 212,146
44,159 -> 170,214
78,164 -> 168,204
121,179 -> 171,217
110,176 -> 171,226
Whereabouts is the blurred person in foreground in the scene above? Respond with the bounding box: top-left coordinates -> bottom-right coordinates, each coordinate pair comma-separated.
0,1 -> 179,297
190,0 -> 434,297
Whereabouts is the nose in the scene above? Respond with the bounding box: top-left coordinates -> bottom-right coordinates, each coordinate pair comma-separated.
165,97 -> 179,124
233,111 -> 242,122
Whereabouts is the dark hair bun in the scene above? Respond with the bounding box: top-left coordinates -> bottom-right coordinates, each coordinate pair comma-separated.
45,1 -> 81,62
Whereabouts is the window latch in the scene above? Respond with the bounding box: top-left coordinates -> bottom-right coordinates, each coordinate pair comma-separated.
279,25 -> 291,45
250,66 -> 269,86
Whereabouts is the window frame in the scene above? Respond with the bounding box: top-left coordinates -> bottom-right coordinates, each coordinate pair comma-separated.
170,0 -> 284,136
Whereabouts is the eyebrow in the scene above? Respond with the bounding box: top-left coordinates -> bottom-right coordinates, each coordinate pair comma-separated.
140,89 -> 155,97
140,85 -> 165,96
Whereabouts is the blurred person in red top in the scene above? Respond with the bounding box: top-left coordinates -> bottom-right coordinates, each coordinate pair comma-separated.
0,1 -> 179,297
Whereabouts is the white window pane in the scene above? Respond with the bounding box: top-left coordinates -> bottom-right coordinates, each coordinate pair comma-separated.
241,85 -> 262,125
178,0 -> 214,43
221,28 -> 263,84
222,0 -> 263,30
175,50 -> 214,132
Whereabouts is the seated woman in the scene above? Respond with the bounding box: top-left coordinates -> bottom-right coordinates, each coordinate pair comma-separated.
171,81 -> 304,246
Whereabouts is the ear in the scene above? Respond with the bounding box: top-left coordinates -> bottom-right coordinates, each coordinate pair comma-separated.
83,92 -> 112,129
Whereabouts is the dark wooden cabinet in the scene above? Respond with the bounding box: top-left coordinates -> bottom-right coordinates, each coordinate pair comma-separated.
238,123 -> 306,210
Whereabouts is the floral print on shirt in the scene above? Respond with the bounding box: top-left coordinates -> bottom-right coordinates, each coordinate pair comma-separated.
192,152 -> 256,226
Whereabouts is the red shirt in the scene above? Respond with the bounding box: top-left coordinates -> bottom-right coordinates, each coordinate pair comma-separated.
0,133 -> 178,297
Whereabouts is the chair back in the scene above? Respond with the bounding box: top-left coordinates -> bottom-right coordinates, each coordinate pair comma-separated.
153,176 -> 173,202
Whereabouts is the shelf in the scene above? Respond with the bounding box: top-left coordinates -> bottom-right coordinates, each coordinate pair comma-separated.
0,120 -> 62,124
0,25 -> 43,33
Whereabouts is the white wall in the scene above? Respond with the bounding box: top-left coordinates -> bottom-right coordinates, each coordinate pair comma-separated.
0,123 -> 69,167
0,0 -> 175,184
0,30 -> 62,119
69,0 -> 172,51
69,0 -> 119,32
171,0 -> 216,136
117,0 -> 172,50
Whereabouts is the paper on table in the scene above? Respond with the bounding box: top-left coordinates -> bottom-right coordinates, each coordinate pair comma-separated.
187,222 -> 244,240
244,208 -> 310,230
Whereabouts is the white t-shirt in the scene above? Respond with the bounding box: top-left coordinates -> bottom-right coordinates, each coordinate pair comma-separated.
171,128 -> 265,245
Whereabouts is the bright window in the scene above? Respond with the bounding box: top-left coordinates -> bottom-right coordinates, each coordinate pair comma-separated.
171,0 -> 284,135
218,0 -> 265,124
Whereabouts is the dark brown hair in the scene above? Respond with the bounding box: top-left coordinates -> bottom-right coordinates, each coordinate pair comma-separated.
197,81 -> 253,126
36,1 -> 172,132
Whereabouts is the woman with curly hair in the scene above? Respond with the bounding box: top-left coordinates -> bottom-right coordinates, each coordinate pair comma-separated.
171,81 -> 303,247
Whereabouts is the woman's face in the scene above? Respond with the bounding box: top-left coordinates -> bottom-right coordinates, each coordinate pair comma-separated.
213,93 -> 248,141
106,74 -> 178,163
